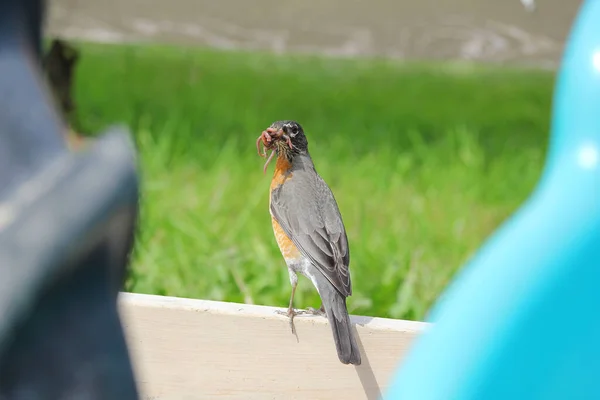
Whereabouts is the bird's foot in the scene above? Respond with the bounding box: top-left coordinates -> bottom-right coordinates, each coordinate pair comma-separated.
275,307 -> 306,335
304,305 -> 326,317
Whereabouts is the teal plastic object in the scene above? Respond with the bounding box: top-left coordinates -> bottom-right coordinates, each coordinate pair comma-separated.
384,1 -> 600,399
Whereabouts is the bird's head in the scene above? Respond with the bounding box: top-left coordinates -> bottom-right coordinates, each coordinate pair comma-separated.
256,120 -> 310,174
267,120 -> 309,158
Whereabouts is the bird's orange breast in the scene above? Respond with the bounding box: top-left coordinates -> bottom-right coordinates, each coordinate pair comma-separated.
271,216 -> 301,260
269,154 -> 301,261
270,154 -> 293,190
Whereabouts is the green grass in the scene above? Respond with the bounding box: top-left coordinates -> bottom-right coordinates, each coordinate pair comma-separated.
70,41 -> 555,321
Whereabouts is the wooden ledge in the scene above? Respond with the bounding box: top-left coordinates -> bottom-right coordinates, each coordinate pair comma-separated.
119,292 -> 428,400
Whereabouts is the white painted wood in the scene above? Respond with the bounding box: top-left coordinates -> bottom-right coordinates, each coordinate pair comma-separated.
118,292 -> 428,400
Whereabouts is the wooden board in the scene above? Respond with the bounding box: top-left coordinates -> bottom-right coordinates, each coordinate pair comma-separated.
119,293 -> 428,400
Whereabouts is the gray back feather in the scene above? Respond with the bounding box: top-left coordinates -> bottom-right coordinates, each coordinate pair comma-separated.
270,154 -> 352,297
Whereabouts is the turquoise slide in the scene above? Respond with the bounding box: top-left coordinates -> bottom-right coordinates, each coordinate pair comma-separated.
385,1 -> 600,399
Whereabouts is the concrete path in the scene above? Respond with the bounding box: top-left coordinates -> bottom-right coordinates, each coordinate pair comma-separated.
46,0 -> 582,68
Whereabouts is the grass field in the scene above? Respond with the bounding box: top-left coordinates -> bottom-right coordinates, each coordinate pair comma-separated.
70,42 -> 555,321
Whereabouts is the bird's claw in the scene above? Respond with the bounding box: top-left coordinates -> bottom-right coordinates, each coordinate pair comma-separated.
305,306 -> 326,317
275,308 -> 306,335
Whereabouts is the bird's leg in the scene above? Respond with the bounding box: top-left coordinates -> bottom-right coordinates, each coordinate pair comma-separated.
305,303 -> 326,317
275,278 -> 305,335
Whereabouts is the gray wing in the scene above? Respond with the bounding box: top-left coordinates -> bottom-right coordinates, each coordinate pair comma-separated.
270,171 -> 352,297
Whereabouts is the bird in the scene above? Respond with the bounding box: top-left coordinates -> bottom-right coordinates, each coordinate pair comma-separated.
256,120 -> 361,365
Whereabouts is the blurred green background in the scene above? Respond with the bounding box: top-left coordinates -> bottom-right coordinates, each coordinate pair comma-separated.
70,41 -> 555,321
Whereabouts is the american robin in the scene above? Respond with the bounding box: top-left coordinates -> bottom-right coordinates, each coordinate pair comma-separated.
256,120 -> 361,365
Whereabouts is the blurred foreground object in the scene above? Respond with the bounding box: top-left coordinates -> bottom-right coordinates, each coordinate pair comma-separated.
42,38 -> 86,150
0,0 -> 140,398
386,0 -> 600,399
43,39 -> 78,122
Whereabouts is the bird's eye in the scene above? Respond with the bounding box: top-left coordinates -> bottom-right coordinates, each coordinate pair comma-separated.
289,125 -> 298,136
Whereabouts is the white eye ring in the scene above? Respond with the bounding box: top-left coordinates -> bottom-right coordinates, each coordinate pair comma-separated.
285,124 -> 298,137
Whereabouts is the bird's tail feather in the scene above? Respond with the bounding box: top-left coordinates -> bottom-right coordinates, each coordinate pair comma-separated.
317,278 -> 361,365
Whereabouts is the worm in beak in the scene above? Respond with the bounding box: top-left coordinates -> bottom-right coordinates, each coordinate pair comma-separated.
256,127 -> 294,174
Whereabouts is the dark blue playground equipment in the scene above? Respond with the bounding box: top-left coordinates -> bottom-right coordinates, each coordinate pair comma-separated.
0,0 -> 139,398
385,1 -> 600,399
